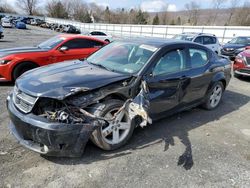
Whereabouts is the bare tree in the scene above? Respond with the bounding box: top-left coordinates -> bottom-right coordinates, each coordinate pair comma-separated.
89,2 -> 104,23
185,1 -> 200,25
16,0 -> 39,15
211,0 -> 227,25
115,8 -> 128,24
234,1 -> 250,26
46,0 -> 68,18
128,9 -> 137,24
65,0 -> 91,22
160,4 -> 169,25
0,1 -> 16,13
104,6 -> 111,23
227,0 -> 241,25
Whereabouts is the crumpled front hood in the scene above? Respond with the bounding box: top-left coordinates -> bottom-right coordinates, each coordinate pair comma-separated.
16,60 -> 131,99
0,46 -> 47,58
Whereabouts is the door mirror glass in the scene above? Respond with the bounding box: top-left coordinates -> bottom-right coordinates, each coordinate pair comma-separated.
59,46 -> 68,51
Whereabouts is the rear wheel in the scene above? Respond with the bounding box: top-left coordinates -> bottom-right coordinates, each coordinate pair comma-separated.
104,39 -> 110,43
202,81 -> 224,110
90,99 -> 135,150
12,62 -> 38,81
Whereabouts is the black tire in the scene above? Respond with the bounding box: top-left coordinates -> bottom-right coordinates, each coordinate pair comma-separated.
12,62 -> 38,81
202,81 -> 224,110
90,99 -> 135,150
104,39 -> 110,43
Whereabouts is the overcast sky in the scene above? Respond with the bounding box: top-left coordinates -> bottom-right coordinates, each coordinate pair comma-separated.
6,0 -> 233,12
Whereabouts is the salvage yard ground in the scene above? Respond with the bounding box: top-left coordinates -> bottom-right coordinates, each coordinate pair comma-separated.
0,26 -> 250,188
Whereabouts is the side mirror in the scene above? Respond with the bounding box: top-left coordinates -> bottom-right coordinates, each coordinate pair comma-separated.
59,46 -> 68,52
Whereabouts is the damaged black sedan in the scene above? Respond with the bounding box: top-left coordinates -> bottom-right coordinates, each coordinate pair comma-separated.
6,39 -> 231,157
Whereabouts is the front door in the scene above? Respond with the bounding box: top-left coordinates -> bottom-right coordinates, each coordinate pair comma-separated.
146,47 -> 189,119
52,38 -> 102,63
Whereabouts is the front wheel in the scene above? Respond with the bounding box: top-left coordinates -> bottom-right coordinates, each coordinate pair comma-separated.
12,62 -> 38,81
202,82 -> 224,110
90,100 -> 135,150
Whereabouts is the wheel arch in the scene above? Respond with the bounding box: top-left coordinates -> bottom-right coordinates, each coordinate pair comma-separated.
208,72 -> 227,92
11,61 -> 39,80
100,93 -> 127,103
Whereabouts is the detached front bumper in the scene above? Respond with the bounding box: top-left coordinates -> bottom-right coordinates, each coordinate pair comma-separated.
7,94 -> 95,157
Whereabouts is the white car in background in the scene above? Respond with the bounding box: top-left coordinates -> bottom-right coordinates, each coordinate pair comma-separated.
1,19 -> 13,28
173,32 -> 222,54
84,31 -> 113,42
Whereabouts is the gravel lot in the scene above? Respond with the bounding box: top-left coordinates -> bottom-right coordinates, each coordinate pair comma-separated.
0,26 -> 250,188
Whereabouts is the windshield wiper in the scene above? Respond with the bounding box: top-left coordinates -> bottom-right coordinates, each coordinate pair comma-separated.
87,61 -> 115,72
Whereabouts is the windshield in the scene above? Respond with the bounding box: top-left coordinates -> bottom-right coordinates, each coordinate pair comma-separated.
87,41 -> 157,74
173,34 -> 194,41
38,36 -> 65,49
229,37 -> 250,45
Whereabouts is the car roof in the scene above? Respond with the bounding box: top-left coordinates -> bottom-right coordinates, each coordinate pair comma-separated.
118,37 -> 197,48
58,34 -> 107,43
91,31 -> 106,33
178,32 -> 216,37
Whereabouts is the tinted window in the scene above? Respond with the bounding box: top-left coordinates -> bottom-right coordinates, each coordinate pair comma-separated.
173,34 -> 194,41
38,36 -> 65,49
62,39 -> 104,49
229,37 -> 250,45
90,31 -> 106,36
203,36 -> 216,45
87,42 -> 156,74
189,48 -> 208,68
194,36 -> 202,44
153,49 -> 186,76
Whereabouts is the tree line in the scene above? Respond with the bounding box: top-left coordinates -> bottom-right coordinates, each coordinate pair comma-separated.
0,0 -> 250,26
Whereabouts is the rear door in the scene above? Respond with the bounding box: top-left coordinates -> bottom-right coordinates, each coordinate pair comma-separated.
182,46 -> 214,104
146,46 -> 189,118
52,38 -> 104,63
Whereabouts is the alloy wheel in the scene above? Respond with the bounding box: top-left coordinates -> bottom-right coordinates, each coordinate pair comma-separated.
209,84 -> 223,108
101,108 -> 131,145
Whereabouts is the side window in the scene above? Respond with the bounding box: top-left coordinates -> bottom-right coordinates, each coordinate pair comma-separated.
194,36 -> 203,44
90,32 -> 97,35
203,36 -> 216,45
62,39 -> 103,49
153,49 -> 186,76
189,48 -> 208,68
97,32 -> 106,36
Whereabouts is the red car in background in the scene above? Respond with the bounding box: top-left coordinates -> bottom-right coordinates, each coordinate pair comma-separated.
0,34 -> 107,81
234,47 -> 250,77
